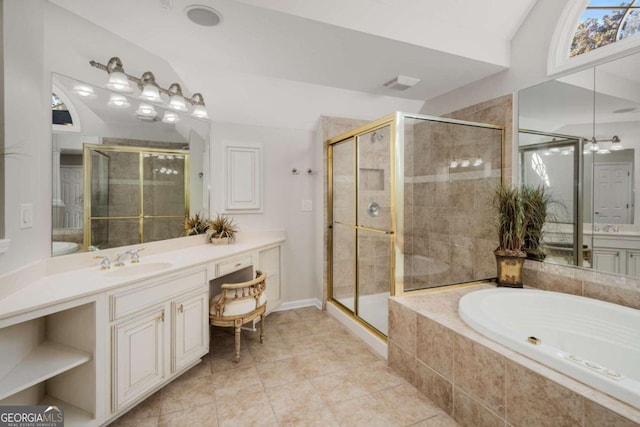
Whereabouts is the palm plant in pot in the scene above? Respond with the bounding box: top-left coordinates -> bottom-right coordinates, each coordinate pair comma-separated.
521,185 -> 553,261
206,213 -> 238,245
494,185 -> 527,287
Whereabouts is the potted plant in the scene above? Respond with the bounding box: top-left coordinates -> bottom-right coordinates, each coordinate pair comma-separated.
521,186 -> 553,261
494,185 -> 527,287
206,214 -> 238,245
184,212 -> 210,236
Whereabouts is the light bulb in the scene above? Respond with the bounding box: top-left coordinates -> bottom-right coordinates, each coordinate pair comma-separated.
106,71 -> 133,93
460,160 -> 470,168
168,95 -> 187,112
107,94 -> 130,108
192,104 -> 208,119
449,160 -> 458,168
162,111 -> 180,123
472,158 -> 483,166
140,84 -> 162,103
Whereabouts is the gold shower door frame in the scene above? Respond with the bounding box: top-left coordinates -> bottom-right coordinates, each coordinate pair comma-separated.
327,113 -> 399,340
326,112 -> 505,339
82,144 -> 190,251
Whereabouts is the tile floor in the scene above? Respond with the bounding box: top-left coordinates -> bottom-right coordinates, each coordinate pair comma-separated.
109,306 -> 458,427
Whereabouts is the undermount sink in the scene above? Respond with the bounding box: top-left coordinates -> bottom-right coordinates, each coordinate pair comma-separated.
103,262 -> 173,277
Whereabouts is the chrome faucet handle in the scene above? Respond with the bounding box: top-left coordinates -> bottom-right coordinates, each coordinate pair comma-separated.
94,255 -> 111,270
129,248 -> 144,263
114,253 -> 128,267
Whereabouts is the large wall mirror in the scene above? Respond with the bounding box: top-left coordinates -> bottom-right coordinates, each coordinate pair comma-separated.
519,51 -> 640,277
51,73 -> 210,257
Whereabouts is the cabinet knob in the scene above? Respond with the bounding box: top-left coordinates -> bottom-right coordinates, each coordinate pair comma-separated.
177,304 -> 184,313
158,312 -> 165,322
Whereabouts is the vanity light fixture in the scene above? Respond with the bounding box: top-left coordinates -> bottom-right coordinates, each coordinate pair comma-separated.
610,135 -> 623,151
460,160 -> 471,167
590,135 -> 623,152
139,72 -> 163,103
167,83 -> 188,112
90,57 -> 209,119
472,158 -> 483,167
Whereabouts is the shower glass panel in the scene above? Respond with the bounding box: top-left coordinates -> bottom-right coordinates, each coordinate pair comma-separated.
402,117 -> 503,291
84,145 -> 189,250
331,139 -> 356,312
357,229 -> 392,334
327,112 -> 503,338
358,126 -> 391,231
332,224 -> 356,312
519,132 -> 591,267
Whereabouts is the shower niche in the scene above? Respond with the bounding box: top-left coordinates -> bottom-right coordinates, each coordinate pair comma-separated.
327,112 -> 503,337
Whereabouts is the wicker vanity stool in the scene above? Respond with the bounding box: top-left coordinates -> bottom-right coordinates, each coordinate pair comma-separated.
209,270 -> 267,362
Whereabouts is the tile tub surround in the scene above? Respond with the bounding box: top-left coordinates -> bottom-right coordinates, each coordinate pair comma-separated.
110,307 -> 459,427
388,284 -> 640,427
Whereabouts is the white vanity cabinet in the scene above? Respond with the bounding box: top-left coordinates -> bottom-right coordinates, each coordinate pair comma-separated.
258,245 -> 282,312
0,299 -> 103,427
108,266 -> 209,415
592,248 -> 622,274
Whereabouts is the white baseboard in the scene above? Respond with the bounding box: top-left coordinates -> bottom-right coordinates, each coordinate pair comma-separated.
272,298 -> 322,312
326,302 -> 388,359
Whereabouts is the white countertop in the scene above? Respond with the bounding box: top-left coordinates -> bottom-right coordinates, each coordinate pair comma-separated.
0,233 -> 285,322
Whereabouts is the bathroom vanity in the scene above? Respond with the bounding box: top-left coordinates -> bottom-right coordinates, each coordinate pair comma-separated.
0,233 -> 284,426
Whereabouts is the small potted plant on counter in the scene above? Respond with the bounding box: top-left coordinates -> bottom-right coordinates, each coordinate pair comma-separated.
494,185 -> 527,287
206,213 -> 238,245
184,212 -> 210,236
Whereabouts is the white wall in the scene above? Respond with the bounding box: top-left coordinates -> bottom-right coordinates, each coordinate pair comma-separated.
0,0 -> 50,272
420,0 -> 572,117
210,122 -> 320,302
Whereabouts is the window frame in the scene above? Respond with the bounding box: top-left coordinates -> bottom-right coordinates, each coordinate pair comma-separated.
548,0 -> 640,76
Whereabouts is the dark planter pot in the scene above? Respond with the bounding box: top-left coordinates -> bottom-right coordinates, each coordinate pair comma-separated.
494,252 -> 526,288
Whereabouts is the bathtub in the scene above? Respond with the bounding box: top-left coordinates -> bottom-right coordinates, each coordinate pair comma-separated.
459,288 -> 640,409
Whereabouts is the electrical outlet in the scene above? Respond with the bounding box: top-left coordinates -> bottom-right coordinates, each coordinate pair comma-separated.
20,204 -> 33,229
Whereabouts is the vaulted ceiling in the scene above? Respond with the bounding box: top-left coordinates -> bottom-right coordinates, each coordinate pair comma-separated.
49,0 -> 539,129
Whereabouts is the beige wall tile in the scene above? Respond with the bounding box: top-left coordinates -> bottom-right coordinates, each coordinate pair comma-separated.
453,387 -> 504,427
583,281 -> 640,310
416,314 -> 453,380
506,360 -> 583,427
388,341 -> 417,385
584,400 -> 639,427
416,360 -> 453,415
389,299 -> 417,355
453,334 -> 506,416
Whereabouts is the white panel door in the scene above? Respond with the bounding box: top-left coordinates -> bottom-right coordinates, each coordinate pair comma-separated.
594,163 -> 631,224
113,308 -> 165,412
172,292 -> 209,373
592,249 -> 621,274
225,144 -> 263,212
60,165 -> 83,229
626,251 -> 640,277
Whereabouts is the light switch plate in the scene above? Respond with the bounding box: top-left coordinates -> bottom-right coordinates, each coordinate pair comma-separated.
20,204 -> 33,229
301,199 -> 313,211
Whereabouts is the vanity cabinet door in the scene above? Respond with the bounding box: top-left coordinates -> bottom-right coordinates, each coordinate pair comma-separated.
592,249 -> 622,274
258,245 -> 281,312
626,251 -> 640,277
112,307 -> 165,412
172,291 -> 209,373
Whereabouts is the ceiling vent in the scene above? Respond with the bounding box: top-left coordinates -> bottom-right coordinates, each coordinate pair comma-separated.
383,75 -> 421,90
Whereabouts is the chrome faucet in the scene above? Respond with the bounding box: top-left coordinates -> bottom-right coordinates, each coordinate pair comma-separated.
94,255 -> 111,270
114,248 -> 144,266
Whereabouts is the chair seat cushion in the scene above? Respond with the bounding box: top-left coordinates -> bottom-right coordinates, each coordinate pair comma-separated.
210,293 -> 266,317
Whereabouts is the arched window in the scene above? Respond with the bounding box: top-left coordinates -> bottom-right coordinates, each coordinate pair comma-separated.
548,0 -> 640,74
571,1 -> 640,57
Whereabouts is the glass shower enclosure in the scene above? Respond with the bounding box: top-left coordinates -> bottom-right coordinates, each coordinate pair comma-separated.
83,144 -> 190,250
327,112 -> 504,338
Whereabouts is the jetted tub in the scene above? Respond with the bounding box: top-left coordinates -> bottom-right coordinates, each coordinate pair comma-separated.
459,288 -> 640,409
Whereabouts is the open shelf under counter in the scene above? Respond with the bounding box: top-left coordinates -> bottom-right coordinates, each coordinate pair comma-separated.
40,394 -> 95,427
0,340 -> 92,400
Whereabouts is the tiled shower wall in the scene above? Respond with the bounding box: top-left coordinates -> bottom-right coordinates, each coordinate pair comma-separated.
403,119 -> 503,290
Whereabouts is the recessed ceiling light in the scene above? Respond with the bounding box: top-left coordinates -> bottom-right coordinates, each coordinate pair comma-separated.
185,5 -> 222,27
